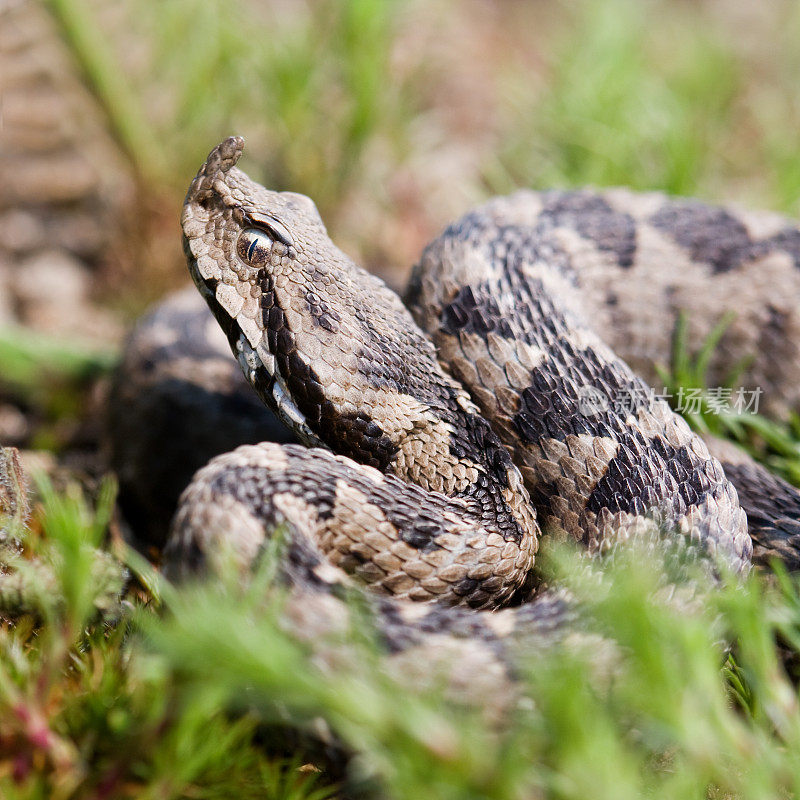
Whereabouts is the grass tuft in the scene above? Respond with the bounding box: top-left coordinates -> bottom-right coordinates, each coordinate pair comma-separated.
8,498 -> 800,797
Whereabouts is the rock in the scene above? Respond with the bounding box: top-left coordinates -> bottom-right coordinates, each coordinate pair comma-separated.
0,209 -> 44,254
12,249 -> 123,343
0,404 -> 30,445
0,256 -> 15,327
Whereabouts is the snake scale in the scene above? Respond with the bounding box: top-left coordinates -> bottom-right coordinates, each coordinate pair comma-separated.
118,137 -> 800,708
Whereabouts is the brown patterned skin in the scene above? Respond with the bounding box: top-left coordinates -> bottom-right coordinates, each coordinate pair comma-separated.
155,137 -> 800,702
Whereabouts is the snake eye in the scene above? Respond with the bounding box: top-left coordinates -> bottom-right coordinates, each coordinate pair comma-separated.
236,228 -> 275,265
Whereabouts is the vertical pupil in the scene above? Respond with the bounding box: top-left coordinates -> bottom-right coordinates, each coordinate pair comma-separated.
247,237 -> 258,261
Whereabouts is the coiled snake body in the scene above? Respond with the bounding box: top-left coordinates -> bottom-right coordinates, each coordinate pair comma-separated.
136,137 -> 800,704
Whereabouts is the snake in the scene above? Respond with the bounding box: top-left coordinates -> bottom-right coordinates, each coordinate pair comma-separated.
118,136 -> 800,709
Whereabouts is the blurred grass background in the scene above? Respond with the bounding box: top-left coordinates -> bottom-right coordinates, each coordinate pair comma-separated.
40,0 -> 800,290
3,0 -> 800,435
3,0 -> 800,797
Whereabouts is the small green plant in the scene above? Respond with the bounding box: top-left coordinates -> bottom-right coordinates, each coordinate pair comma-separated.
0,477 -> 339,800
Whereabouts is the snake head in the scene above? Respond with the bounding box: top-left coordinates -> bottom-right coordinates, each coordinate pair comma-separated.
181,137 -> 444,470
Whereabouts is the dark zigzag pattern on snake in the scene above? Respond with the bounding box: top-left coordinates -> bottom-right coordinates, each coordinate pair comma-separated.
128,137 -> 800,707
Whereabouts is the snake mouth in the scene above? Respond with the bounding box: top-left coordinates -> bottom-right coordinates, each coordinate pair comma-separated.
185,246 -> 323,449
233,327 -> 325,448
